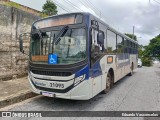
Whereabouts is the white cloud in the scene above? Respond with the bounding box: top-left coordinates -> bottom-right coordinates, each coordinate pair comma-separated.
11,0 -> 160,45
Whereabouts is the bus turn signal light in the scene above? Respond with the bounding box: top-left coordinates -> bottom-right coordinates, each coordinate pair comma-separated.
107,56 -> 113,63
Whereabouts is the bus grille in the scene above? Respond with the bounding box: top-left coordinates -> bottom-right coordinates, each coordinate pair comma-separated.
31,70 -> 72,76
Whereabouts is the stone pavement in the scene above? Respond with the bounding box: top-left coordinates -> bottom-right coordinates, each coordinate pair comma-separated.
0,77 -> 37,108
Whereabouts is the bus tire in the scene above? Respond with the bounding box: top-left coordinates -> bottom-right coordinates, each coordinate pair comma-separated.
102,72 -> 113,94
128,63 -> 134,76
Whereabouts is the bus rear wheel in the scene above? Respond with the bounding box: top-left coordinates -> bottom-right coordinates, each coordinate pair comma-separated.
128,63 -> 133,76
102,72 -> 113,94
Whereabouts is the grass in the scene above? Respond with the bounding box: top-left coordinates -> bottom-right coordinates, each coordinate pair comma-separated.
0,1 -> 20,9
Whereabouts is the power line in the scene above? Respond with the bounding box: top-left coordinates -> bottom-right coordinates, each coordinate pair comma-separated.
54,0 -> 71,13
53,0 -> 118,30
152,0 -> 160,4
150,0 -> 160,5
63,0 -> 85,12
79,0 -> 100,14
80,0 -> 116,27
86,0 -> 101,14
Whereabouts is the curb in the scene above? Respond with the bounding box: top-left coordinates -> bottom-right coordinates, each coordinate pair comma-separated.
0,91 -> 38,109
0,74 -> 28,81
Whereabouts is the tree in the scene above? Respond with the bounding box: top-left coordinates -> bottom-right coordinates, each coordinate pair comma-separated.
125,33 -> 137,41
143,34 -> 160,60
42,0 -> 57,16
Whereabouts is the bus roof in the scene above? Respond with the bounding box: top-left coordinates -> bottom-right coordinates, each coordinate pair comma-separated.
33,12 -> 138,44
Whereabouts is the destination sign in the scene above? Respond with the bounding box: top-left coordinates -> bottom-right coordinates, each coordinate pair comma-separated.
33,14 -> 83,29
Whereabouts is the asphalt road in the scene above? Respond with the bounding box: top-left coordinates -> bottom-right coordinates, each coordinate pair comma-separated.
1,64 -> 160,120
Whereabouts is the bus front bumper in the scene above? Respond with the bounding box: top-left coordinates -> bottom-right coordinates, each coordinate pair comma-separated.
28,76 -> 92,100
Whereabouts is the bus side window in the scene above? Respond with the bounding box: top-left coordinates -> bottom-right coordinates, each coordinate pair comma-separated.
91,29 -> 99,53
107,30 -> 117,53
91,30 -> 105,53
124,39 -> 128,53
117,35 -> 123,54
91,29 -> 100,65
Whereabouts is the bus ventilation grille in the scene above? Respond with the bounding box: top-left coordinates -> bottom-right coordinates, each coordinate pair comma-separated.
31,70 -> 72,76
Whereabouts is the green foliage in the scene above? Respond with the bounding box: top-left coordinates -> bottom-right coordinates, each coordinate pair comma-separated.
39,13 -> 48,18
144,34 -> 160,60
42,0 -> 57,16
125,33 -> 137,41
138,48 -> 143,58
141,57 -> 152,67
3,1 -> 20,9
138,34 -> 160,67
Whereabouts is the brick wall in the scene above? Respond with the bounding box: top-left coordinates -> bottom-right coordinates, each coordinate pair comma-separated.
0,0 -> 41,16
0,4 -> 40,80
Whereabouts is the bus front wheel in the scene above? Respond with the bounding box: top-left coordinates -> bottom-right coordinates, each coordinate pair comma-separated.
102,72 -> 113,94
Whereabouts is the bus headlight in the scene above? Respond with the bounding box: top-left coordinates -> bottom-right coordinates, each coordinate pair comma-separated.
74,74 -> 86,86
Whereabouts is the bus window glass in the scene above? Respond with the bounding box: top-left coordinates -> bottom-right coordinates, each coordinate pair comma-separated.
107,30 -> 116,53
99,23 -> 107,51
117,35 -> 123,53
91,29 -> 100,65
31,28 -> 86,64
124,39 -> 128,53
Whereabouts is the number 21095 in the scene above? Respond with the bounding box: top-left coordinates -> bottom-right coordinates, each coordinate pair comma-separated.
50,83 -> 64,88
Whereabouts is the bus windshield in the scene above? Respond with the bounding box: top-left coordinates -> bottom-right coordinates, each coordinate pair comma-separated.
30,27 -> 86,64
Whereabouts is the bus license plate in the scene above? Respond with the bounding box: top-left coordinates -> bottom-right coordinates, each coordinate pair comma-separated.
42,92 -> 54,97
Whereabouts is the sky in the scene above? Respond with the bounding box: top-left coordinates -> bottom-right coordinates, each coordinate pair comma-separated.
11,0 -> 160,45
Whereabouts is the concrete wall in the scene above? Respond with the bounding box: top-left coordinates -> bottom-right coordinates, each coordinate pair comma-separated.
0,0 -> 41,16
0,4 -> 40,80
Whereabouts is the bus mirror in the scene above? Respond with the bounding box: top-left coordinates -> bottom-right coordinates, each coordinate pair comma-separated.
19,33 -> 30,56
91,20 -> 99,30
97,31 -> 104,45
19,35 -> 24,53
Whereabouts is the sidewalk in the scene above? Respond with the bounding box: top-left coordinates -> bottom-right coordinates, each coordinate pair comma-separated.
0,77 -> 38,109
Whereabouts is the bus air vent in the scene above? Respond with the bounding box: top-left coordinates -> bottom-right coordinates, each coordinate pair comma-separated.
31,70 -> 72,76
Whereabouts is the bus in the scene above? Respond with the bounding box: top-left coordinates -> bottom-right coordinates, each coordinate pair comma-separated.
19,12 -> 138,100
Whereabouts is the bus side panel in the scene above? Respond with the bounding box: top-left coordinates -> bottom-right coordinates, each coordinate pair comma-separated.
70,80 -> 92,100
105,55 -> 118,83
130,54 -> 138,70
116,54 -> 130,80
90,60 -> 103,97
91,55 -> 117,96
91,75 -> 102,97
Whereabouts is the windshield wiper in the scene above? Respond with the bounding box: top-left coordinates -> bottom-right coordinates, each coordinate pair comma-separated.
54,26 -> 69,45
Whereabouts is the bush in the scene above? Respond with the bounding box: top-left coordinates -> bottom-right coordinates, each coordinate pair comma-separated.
142,57 -> 152,67
39,13 -> 48,18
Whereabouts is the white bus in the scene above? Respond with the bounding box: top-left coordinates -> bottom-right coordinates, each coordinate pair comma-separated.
19,12 -> 138,100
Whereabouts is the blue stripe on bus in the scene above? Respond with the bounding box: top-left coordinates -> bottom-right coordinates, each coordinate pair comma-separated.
90,61 -> 102,78
75,65 -> 89,80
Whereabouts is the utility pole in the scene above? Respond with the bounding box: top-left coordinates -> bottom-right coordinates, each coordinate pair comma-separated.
133,26 -> 135,40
